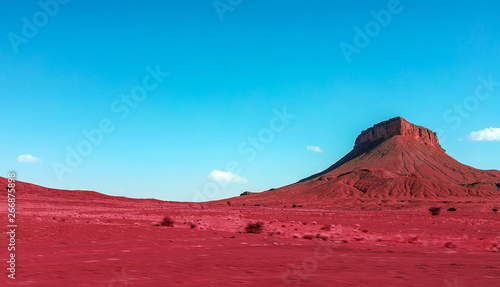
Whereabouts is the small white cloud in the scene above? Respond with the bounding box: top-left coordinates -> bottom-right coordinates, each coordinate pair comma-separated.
17,154 -> 42,163
306,145 -> 323,153
467,127 -> 500,141
207,170 -> 248,183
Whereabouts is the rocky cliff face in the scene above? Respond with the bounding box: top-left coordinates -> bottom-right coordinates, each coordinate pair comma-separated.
236,116 -> 499,201
354,117 -> 441,149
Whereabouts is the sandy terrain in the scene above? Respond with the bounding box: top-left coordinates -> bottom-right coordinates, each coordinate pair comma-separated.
1,186 -> 499,286
2,118 -> 499,286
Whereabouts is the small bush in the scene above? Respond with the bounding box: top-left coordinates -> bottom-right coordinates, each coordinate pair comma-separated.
447,207 -> 457,212
245,222 -> 263,234
493,208 -> 498,213
303,234 -> 314,240
316,233 -> 329,241
444,242 -> 457,249
161,216 -> 174,227
292,204 -> 297,208
429,207 -> 441,216
226,201 -> 231,206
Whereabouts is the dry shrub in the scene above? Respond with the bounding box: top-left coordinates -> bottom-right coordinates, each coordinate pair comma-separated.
245,222 -> 263,234
161,216 -> 174,227
428,207 -> 441,216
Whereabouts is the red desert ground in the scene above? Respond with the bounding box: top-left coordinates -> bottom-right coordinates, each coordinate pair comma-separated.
1,117 -> 499,286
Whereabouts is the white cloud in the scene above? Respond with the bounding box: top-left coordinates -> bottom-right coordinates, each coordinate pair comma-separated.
306,145 -> 323,153
17,154 -> 42,163
207,170 -> 248,183
467,127 -> 500,141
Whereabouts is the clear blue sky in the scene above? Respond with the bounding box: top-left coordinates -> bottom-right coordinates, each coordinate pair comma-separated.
1,0 -> 499,201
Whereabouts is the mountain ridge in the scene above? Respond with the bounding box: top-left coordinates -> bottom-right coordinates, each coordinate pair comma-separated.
231,117 -> 500,204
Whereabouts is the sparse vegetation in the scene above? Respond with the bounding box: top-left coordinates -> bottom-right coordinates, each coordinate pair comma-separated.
316,233 -> 328,241
245,222 -> 263,234
444,242 -> 457,249
161,216 -> 174,227
429,207 -> 441,216
303,234 -> 314,240
320,225 -> 331,231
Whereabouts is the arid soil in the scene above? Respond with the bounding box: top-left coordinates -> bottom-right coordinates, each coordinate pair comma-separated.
1,184 -> 499,286
2,118 -> 499,286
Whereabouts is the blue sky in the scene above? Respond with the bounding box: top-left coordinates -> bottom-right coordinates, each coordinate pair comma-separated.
1,0 -> 499,201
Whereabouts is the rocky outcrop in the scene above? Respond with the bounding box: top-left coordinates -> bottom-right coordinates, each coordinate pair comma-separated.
354,117 -> 441,149
228,116 -> 500,203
